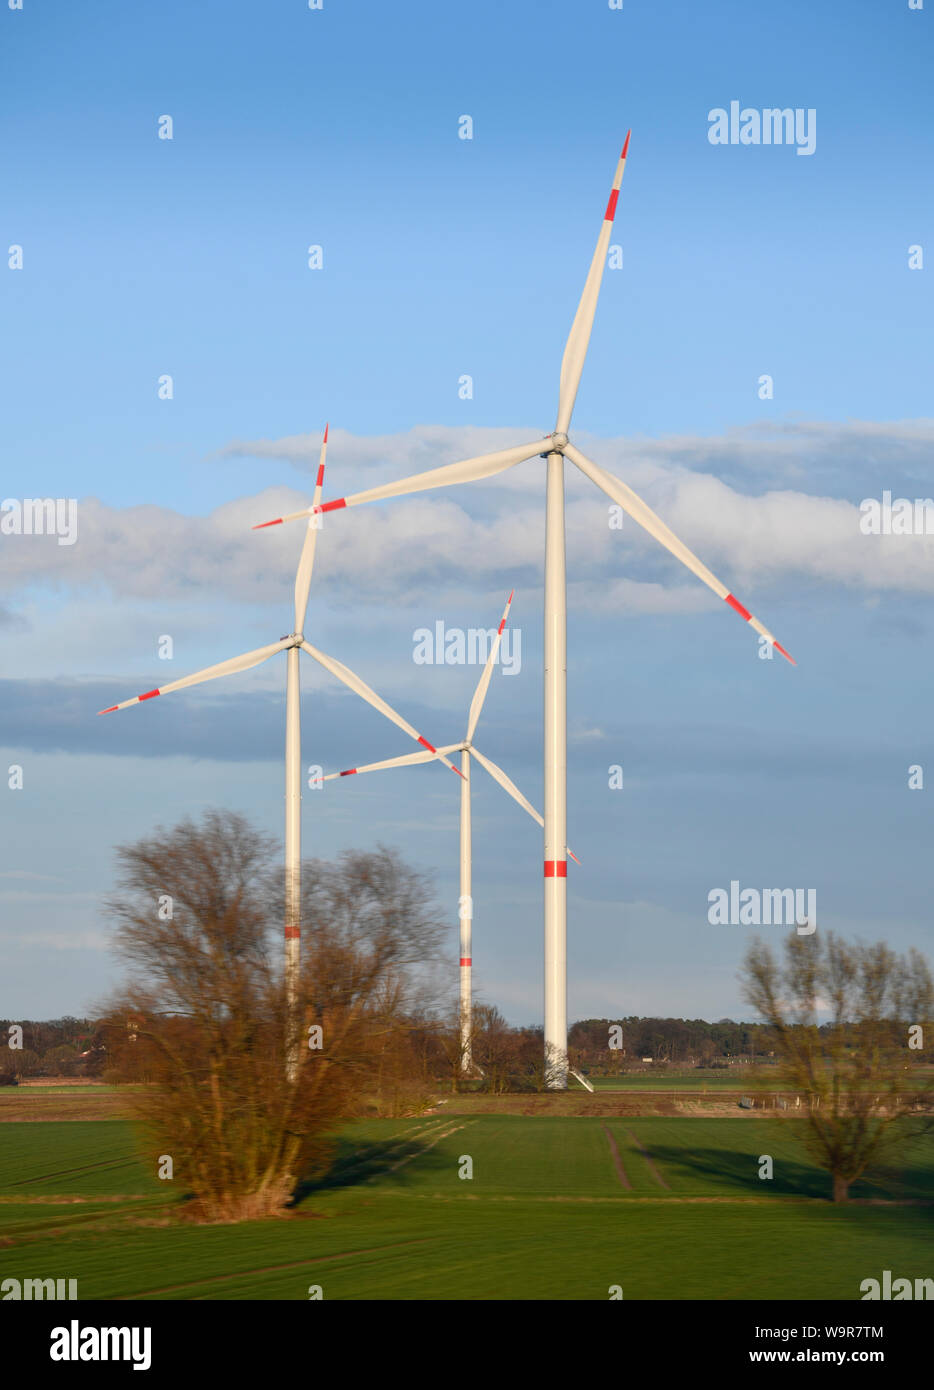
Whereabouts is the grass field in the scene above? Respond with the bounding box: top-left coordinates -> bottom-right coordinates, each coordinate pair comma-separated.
0,1108 -> 931,1300
585,1071 -> 772,1090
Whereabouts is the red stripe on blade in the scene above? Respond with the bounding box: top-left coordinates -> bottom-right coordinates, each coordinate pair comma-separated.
317,498 -> 346,514
622,129 -> 631,159
138,689 -> 160,702
316,464 -> 325,487
459,958 -> 471,966
544,861 -> 568,878
98,706 -> 118,715
339,768 -> 357,777
284,927 -> 300,940
418,737 -> 436,752
323,422 -> 329,443
498,617 -> 506,634
252,518 -> 283,529
604,188 -> 620,222
725,593 -> 752,622
773,641 -> 797,666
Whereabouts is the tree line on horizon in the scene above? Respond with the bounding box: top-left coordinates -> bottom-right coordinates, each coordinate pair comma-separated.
0,1012 -> 866,1085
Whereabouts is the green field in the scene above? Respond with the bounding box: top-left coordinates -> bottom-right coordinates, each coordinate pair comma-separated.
0,1112 -> 931,1299
585,1071 -> 771,1091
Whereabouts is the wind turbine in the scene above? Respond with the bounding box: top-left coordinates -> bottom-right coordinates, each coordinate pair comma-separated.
98,426 -> 463,1075
253,135 -> 796,1087
318,589 -> 579,1072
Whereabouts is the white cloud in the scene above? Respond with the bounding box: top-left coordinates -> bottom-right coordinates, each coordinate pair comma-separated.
5,422 -> 934,624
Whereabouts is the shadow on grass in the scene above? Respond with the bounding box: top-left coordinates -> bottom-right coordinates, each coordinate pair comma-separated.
648,1143 -> 934,1205
291,1132 -> 450,1206
647,1145 -> 827,1198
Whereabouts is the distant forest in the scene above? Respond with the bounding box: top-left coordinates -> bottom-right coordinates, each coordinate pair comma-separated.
0,1013 -> 780,1083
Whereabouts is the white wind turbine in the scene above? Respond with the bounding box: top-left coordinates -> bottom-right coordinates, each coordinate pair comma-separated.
318,589 -> 579,1073
253,133 -> 796,1087
98,425 -> 464,1074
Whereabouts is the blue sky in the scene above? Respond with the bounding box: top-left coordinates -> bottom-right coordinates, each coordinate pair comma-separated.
1,0 -> 932,1024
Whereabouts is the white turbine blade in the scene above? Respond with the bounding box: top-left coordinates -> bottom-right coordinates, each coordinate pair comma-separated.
251,439 -> 549,529
555,134 -> 631,435
253,506 -> 311,530
300,640 -> 465,779
564,442 -> 795,664
471,747 -> 580,863
97,638 -> 291,714
471,746 -> 543,827
465,590 -> 514,743
323,743 -> 461,781
293,423 -> 328,633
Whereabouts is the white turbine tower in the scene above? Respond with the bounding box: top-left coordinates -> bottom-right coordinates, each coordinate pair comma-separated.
99,426 -> 463,1075
318,590 -> 579,1072
253,135 -> 796,1087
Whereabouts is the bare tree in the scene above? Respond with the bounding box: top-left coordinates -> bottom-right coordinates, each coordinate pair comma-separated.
741,932 -> 933,1202
471,1005 -> 520,1093
435,1004 -> 476,1092
100,811 -> 446,1220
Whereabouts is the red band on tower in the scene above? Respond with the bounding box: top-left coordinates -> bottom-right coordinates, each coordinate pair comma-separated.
544,861 -> 568,878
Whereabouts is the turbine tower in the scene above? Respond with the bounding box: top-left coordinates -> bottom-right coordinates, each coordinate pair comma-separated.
100,427 -> 462,1076
254,135 -> 795,1086
319,590 -> 578,1071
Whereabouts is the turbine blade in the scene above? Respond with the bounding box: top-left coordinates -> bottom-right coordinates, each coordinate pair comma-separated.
252,507 -> 310,530
556,133 -> 631,435
293,423 -> 328,633
323,743 -> 461,780
251,439 -> 549,529
300,641 -> 465,778
564,442 -> 795,664
465,590 -> 514,743
471,747 -> 579,862
97,638 -> 291,714
471,746 -> 543,827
